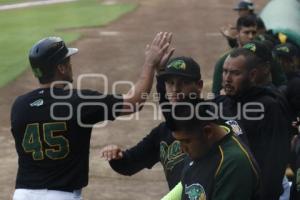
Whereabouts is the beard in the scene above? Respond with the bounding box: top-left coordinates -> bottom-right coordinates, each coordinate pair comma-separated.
235,77 -> 253,97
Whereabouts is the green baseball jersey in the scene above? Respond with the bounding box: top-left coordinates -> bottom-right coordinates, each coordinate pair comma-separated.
163,130 -> 260,200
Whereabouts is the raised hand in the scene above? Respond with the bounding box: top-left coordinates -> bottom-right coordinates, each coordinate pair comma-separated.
220,24 -> 237,39
157,32 -> 175,73
144,32 -> 172,68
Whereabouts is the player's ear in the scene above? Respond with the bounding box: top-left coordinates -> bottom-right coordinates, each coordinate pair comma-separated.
202,124 -> 214,141
196,80 -> 203,92
57,64 -> 67,75
248,68 -> 258,83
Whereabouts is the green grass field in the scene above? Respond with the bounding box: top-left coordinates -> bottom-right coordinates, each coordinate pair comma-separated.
0,0 -> 24,5
0,0 -> 136,87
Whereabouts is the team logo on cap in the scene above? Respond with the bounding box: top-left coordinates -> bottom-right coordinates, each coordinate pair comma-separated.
276,46 -> 290,53
167,60 -> 186,70
243,43 -> 256,53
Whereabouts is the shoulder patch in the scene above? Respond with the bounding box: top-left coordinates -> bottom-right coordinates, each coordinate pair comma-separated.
185,183 -> 207,200
30,99 -> 44,107
225,120 -> 243,136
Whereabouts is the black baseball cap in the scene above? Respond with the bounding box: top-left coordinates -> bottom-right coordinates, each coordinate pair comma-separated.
243,41 -> 272,62
158,56 -> 201,81
272,43 -> 300,58
233,1 -> 254,10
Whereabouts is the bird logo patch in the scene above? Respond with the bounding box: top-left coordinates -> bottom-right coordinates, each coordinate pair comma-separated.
167,60 -> 186,70
185,183 -> 206,200
243,43 -> 256,53
276,46 -> 290,53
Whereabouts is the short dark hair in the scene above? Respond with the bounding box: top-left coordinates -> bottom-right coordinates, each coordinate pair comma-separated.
166,99 -> 218,134
36,56 -> 70,84
236,15 -> 257,31
256,17 -> 266,31
229,48 -> 266,72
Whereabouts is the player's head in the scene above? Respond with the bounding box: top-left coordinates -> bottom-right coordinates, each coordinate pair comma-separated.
233,0 -> 255,17
167,100 -> 221,160
272,43 -> 300,74
222,41 -> 272,96
29,36 -> 78,84
236,15 -> 257,46
158,56 -> 203,103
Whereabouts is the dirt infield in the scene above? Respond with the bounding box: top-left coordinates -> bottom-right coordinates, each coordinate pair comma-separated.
0,0 -> 267,199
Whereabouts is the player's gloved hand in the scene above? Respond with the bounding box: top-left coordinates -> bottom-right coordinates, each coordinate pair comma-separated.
100,144 -> 124,161
144,32 -> 172,68
220,24 -> 237,39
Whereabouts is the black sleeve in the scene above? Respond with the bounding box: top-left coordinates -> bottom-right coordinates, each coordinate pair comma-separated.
78,90 -> 123,125
109,124 -> 163,175
251,99 -> 290,199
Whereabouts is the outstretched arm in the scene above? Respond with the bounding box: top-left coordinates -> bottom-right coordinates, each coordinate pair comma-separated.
100,125 -> 162,176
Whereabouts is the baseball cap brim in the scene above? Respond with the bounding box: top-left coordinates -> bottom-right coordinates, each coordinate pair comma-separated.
65,47 -> 78,58
233,7 -> 251,10
233,2 -> 254,10
158,71 -> 199,81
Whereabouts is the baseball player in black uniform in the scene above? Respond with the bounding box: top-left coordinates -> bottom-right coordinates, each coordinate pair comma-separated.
11,32 -> 171,200
161,101 -> 261,200
100,56 -> 203,190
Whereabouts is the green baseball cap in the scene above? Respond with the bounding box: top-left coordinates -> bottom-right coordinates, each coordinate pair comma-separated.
243,41 -> 272,62
272,43 -> 300,58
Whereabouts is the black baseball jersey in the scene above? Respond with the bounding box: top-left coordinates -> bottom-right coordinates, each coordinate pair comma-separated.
180,131 -> 260,200
109,122 -> 186,189
215,86 -> 291,199
11,87 -> 123,191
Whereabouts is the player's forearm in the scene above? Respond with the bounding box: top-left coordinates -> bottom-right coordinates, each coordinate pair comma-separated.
109,155 -> 147,176
122,63 -> 155,113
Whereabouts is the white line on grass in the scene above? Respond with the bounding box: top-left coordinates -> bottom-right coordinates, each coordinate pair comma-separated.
0,0 -> 77,11
98,31 -> 120,36
102,0 -> 117,5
